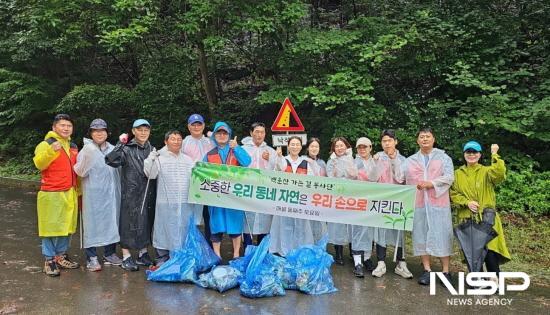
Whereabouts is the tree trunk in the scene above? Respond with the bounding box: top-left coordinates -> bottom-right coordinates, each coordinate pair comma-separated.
196,39 -> 217,119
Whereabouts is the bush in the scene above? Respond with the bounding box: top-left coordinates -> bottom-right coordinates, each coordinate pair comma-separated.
497,170 -> 550,216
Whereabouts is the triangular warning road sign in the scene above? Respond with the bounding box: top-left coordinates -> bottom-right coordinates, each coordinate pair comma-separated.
271,98 -> 305,132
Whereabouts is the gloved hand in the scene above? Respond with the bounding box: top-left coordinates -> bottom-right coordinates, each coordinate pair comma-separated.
119,133 -> 129,144
148,149 -> 160,161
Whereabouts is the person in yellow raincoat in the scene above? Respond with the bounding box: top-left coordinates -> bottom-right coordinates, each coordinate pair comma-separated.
33,114 -> 80,276
450,141 -> 511,278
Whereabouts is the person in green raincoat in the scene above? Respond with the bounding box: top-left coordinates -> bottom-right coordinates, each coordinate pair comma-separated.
450,141 -> 511,277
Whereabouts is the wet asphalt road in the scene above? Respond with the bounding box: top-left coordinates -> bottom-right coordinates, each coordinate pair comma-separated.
0,184 -> 548,314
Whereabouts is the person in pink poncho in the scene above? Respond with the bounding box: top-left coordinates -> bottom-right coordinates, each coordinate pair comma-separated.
399,127 -> 455,286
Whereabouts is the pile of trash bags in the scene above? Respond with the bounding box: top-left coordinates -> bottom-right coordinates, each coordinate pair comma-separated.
146,218 -> 220,282
147,220 -> 337,298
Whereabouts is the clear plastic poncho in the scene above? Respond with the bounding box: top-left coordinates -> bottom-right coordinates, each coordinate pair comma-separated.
400,148 -> 454,257
326,150 -> 356,245
144,148 -> 194,251
241,136 -> 277,235
74,139 -> 121,248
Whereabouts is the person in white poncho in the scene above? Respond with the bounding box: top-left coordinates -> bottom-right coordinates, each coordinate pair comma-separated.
240,122 -> 277,252
269,136 -> 319,256
365,130 -> 413,279
144,130 -> 194,266
73,119 -> 122,272
326,137 -> 356,266
180,114 -> 214,244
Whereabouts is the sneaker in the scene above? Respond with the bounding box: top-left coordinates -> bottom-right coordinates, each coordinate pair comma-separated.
55,254 -> 79,269
120,257 -> 139,271
364,258 -> 375,272
394,261 -> 413,279
43,260 -> 60,277
86,257 -> 102,272
372,261 -> 386,278
439,272 -> 452,287
103,253 -> 123,266
418,270 -> 431,285
136,252 -> 153,266
353,264 -> 365,278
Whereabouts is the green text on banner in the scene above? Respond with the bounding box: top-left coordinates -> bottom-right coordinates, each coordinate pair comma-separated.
188,162 -> 417,231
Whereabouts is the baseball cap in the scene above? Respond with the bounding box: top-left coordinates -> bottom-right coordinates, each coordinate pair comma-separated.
132,119 -> 151,128
89,118 -> 108,130
188,114 -> 205,125
463,141 -> 482,152
356,137 -> 372,147
215,125 -> 230,133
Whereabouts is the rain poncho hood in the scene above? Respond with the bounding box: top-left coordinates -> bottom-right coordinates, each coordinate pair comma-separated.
211,121 -> 232,146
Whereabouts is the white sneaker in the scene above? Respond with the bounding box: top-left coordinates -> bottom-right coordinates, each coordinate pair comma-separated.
86,257 -> 102,272
394,261 -> 413,279
372,261 -> 386,277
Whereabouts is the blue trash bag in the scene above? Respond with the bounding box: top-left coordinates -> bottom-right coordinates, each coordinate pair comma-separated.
229,245 -> 257,284
147,216 -> 220,282
146,250 -> 197,282
283,235 -> 338,295
182,216 -> 221,273
195,265 -> 242,293
239,235 -> 286,298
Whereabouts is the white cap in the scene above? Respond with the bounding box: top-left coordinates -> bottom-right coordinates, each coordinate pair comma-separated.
356,137 -> 372,147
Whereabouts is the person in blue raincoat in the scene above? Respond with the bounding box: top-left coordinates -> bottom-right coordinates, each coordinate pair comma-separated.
203,122 -> 251,258
74,119 -> 122,271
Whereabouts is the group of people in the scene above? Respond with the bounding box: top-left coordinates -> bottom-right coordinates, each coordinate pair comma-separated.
33,113 -> 511,287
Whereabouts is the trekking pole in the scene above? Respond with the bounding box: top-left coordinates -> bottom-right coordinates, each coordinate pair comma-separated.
140,148 -> 157,215
79,210 -> 83,249
393,229 -> 401,262
242,211 -> 255,253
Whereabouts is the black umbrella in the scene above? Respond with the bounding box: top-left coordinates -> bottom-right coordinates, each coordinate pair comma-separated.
453,208 -> 498,272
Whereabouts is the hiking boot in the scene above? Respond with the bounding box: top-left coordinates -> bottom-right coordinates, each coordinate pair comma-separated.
86,257 -> 102,272
394,261 -> 413,279
364,258 -> 375,272
439,272 -> 452,287
120,257 -> 139,271
372,261 -> 386,278
55,254 -> 79,269
418,270 -> 431,285
136,252 -> 153,266
103,253 -> 123,266
353,264 -> 364,278
43,260 -> 60,277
